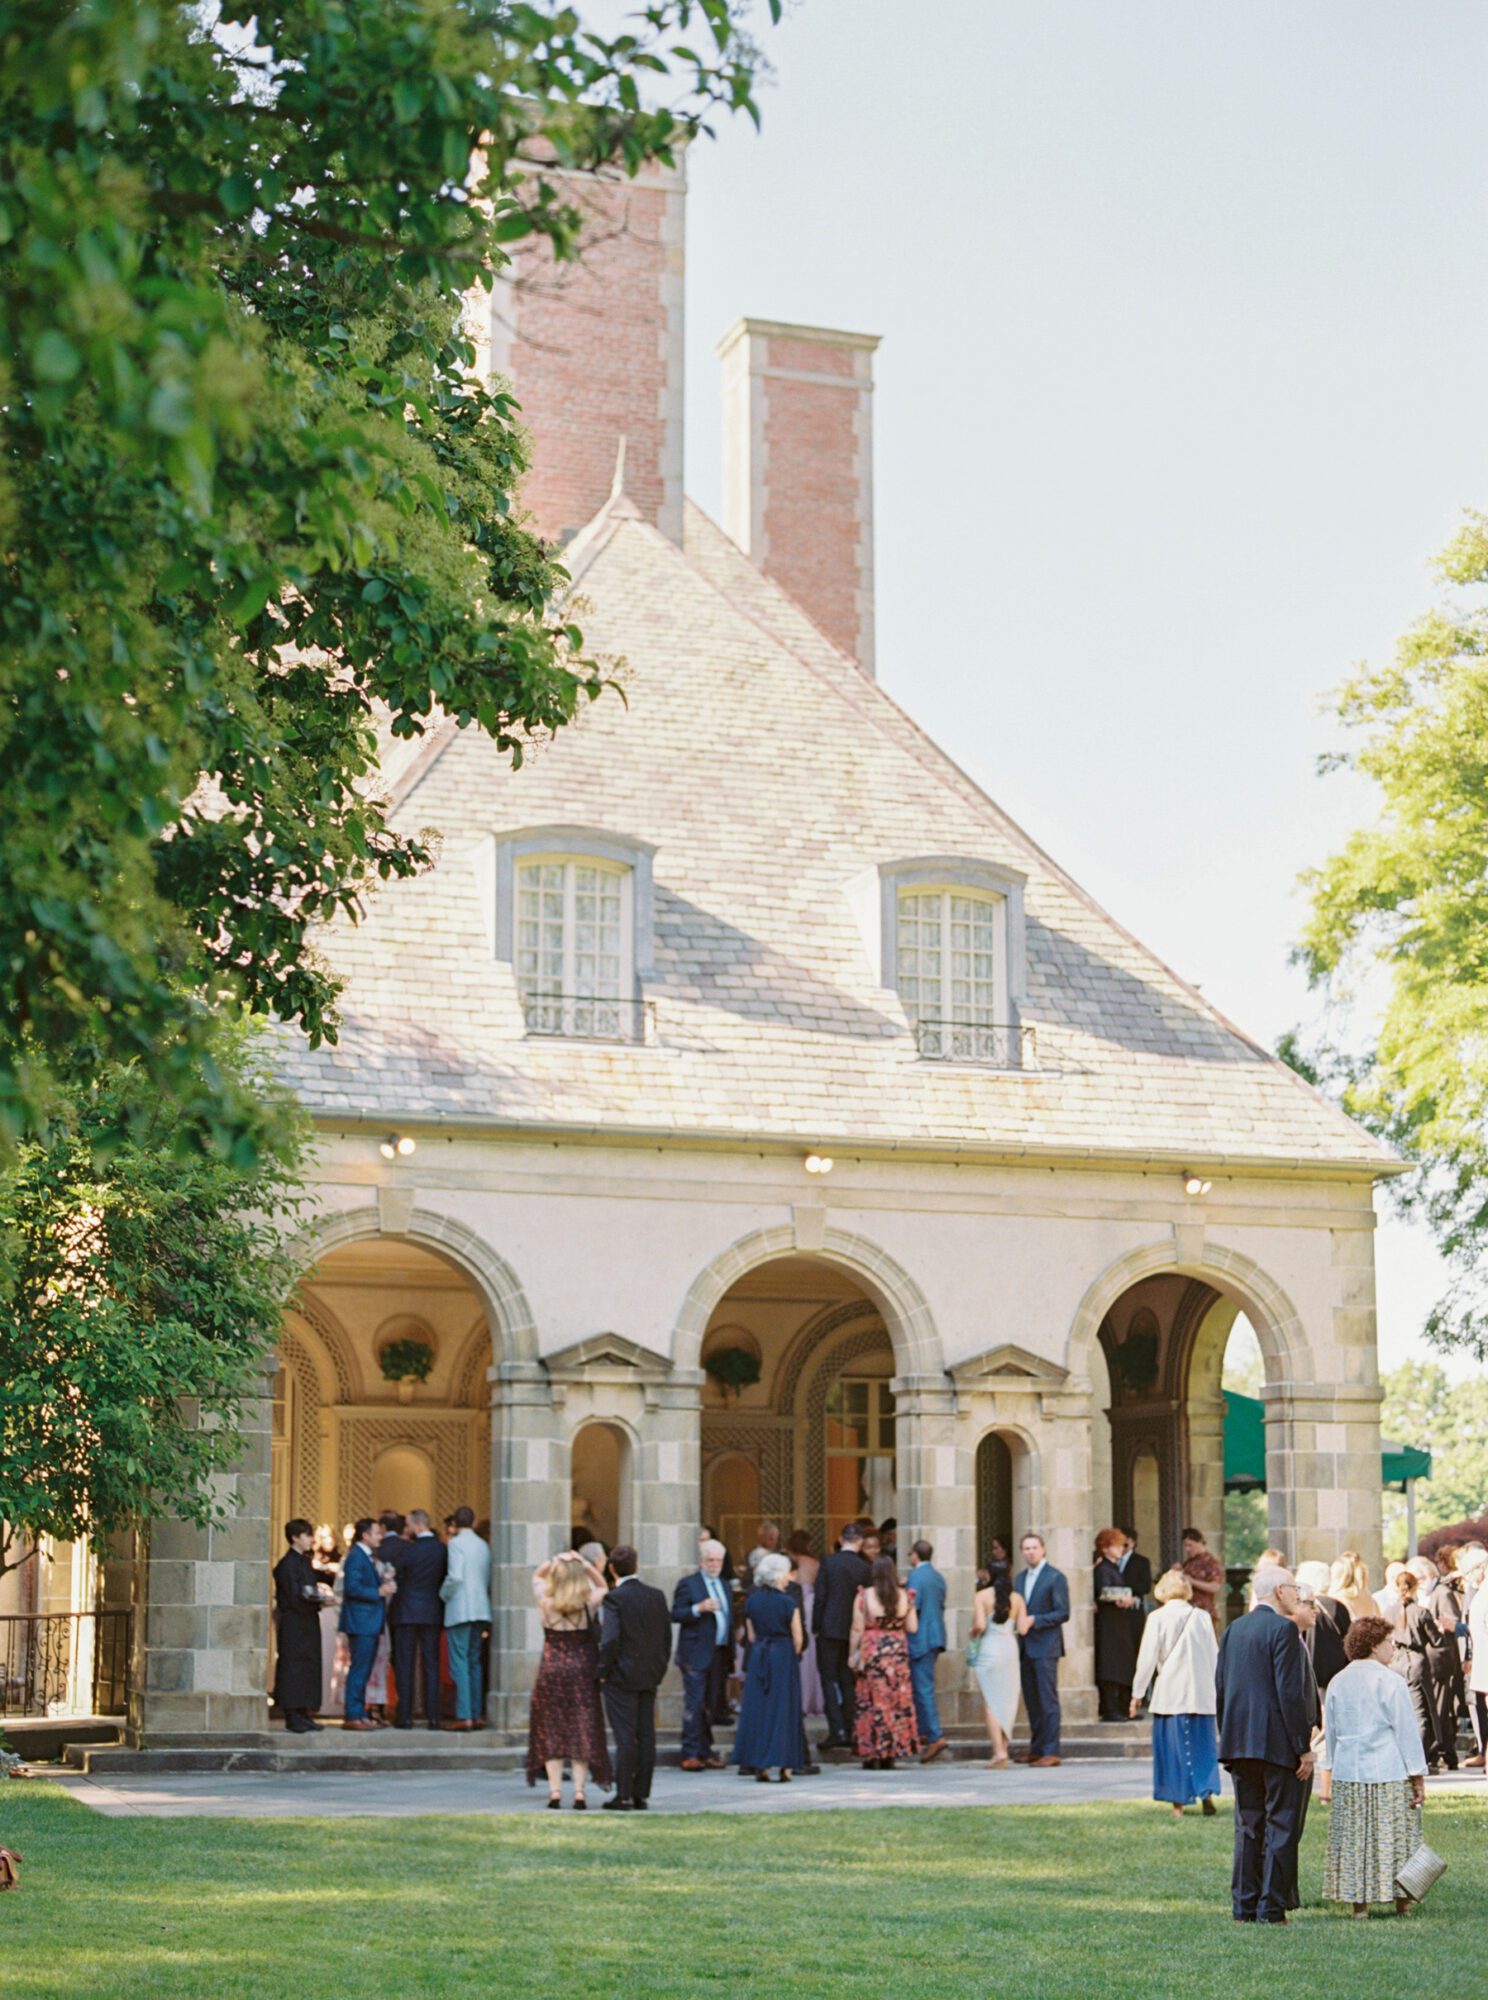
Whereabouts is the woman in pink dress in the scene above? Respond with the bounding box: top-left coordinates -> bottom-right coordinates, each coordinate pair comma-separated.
788,1532 -> 825,1722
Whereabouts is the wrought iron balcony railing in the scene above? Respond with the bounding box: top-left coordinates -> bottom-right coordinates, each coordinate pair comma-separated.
914,1019 -> 1034,1069
0,1609 -> 132,1718
520,991 -> 654,1044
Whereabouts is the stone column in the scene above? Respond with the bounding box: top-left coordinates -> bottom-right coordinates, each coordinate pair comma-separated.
489,1360 -> 564,1734
634,1372 -> 706,1580
1262,1379 -> 1383,1576
1039,1383 -> 1099,1727
126,1380 -> 273,1746
893,1375 -> 975,1727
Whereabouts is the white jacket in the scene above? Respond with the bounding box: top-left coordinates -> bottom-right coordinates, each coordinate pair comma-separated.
1318,1658 -> 1428,1783
1131,1599 -> 1219,1715
1469,1581 -> 1488,1695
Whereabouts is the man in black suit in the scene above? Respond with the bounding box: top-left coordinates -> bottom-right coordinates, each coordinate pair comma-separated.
1216,1563 -> 1316,1924
392,1508 -> 448,1728
812,1522 -> 871,1749
597,1543 -> 672,1811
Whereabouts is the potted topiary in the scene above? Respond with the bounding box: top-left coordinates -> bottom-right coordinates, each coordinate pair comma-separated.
704,1344 -> 762,1404
380,1337 -> 435,1404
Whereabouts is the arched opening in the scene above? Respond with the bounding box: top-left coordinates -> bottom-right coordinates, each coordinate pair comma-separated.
570,1421 -> 631,1548
270,1232 -> 494,1714
696,1254 -> 898,1563
975,1430 -> 1035,1564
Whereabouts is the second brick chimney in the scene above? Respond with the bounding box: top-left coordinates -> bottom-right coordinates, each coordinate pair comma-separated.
717,317 -> 880,675
478,153 -> 687,546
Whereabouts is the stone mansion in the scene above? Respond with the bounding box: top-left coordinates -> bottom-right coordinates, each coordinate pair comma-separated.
108,151 -> 1398,1748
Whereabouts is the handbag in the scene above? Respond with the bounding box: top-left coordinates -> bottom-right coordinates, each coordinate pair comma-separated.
0,1848 -> 22,1892
1395,1842 -> 1447,1903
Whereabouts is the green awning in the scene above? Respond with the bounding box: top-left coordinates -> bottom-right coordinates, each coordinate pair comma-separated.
1222,1390 -> 1432,1494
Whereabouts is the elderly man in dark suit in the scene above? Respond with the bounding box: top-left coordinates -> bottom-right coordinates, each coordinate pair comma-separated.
671,1537 -> 731,1770
597,1544 -> 673,1811
391,1508 -> 448,1728
1216,1562 -> 1316,1924
812,1522 -> 872,1750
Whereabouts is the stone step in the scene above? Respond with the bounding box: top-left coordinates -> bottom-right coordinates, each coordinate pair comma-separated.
2,1716 -> 122,1762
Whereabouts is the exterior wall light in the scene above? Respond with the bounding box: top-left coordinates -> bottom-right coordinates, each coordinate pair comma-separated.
803,1153 -> 834,1175
379,1134 -> 417,1160
1183,1173 -> 1212,1197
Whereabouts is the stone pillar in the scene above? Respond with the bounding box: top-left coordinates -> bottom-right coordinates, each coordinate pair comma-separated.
634,1373 -> 706,1581
1039,1383 -> 1098,1727
893,1375 -> 975,1726
126,1380 -> 273,1746
1185,1392 -> 1228,1567
1263,1379 -> 1383,1576
489,1360 -> 565,1733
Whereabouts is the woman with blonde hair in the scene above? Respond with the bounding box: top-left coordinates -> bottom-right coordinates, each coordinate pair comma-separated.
526,1549 -> 611,1807
1130,1568 -> 1220,1817
1330,1551 -> 1381,1621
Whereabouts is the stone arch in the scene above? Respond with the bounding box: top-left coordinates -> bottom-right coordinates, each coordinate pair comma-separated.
673,1223 -> 945,1381
293,1204 -> 538,1366
276,1325 -> 323,1524
973,1421 -> 1041,1561
290,1294 -> 358,1402
1065,1238 -> 1312,1392
451,1314 -> 495,1410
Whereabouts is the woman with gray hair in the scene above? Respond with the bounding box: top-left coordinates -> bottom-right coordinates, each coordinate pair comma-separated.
732,1550 -> 805,1783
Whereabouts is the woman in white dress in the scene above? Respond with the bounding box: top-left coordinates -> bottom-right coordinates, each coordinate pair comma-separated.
969,1565 -> 1028,1767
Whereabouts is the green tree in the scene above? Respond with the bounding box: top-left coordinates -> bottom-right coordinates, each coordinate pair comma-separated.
0,0 -> 778,1156
0,1024 -> 308,1580
1293,511 -> 1488,1355
1377,1358 -> 1488,1558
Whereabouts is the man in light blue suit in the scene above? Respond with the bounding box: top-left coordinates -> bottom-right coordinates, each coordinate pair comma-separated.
1014,1532 -> 1069,1765
439,1506 -> 493,1730
906,1539 -> 949,1760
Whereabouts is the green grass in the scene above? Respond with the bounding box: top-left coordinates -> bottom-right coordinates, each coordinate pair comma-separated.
0,1787 -> 1483,1999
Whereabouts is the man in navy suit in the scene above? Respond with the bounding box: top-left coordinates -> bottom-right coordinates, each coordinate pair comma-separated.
392,1509 -> 448,1728
671,1537 -> 731,1770
1014,1532 -> 1069,1766
339,1517 -> 394,1730
906,1539 -> 949,1761
1216,1564 -> 1316,1924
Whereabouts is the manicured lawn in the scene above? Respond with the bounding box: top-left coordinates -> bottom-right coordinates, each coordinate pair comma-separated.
0,1786 -> 1482,1998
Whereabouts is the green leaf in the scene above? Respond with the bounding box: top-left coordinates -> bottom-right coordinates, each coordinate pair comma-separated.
32,329 -> 81,382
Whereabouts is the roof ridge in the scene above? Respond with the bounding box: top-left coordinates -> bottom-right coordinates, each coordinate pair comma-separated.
674,503 -> 1383,1145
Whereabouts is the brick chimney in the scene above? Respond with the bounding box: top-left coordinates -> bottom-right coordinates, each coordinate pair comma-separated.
479,153 -> 687,546
717,318 -> 881,675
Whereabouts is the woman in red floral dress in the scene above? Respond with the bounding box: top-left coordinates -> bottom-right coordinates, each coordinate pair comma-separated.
850,1557 -> 920,1768
526,1551 -> 613,1807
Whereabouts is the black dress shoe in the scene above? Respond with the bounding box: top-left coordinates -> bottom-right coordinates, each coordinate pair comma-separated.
303,1718 -> 324,1732
285,1718 -> 313,1734
631,1798 -> 650,1810
601,1798 -> 634,1812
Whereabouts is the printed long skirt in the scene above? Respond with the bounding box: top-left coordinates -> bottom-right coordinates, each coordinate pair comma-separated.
1150,1713 -> 1220,1805
1323,1780 -> 1423,1905
525,1628 -> 613,1789
854,1627 -> 919,1763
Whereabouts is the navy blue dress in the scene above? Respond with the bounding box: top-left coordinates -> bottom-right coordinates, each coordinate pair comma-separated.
732,1589 -> 804,1772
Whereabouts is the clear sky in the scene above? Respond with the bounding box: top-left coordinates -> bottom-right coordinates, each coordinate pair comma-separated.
669,0 -> 1488,1372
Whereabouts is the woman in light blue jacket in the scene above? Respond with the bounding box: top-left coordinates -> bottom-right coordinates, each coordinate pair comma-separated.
1317,1614 -> 1428,1917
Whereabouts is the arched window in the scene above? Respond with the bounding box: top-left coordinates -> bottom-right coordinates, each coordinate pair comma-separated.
875,856 -> 1028,1066
485,825 -> 656,1042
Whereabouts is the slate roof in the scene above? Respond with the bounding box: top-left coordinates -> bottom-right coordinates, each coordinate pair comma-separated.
275,495 -> 1395,1173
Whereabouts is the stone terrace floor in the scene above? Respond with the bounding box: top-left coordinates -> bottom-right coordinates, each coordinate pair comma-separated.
40,1761 -> 1483,1820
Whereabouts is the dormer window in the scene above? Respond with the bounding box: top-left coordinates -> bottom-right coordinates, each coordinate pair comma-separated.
516,858 -> 632,1038
876,857 -> 1029,1067
488,826 -> 656,1042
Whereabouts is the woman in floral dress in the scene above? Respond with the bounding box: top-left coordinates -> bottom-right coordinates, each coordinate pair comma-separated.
526,1551 -> 612,1807
850,1557 -> 919,1768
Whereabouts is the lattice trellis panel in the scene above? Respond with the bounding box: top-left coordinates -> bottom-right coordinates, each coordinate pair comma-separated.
337,1413 -> 483,1526
277,1327 -> 323,1523
702,1420 -> 795,1526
